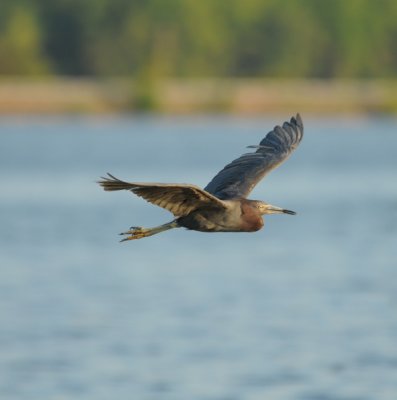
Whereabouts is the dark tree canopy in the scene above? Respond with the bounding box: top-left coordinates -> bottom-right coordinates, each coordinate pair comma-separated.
1,0 -> 396,78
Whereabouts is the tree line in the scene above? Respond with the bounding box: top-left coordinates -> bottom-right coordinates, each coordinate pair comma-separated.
1,0 -> 396,79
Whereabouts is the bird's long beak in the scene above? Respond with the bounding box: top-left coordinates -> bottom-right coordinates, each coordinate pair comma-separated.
265,204 -> 296,215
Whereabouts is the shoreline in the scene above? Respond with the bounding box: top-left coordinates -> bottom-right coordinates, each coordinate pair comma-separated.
0,78 -> 396,115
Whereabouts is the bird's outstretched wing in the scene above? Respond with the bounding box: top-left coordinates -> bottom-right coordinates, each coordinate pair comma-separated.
98,173 -> 227,217
204,114 -> 303,199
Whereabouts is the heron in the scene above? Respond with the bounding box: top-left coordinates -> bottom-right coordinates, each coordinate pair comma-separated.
98,114 -> 303,241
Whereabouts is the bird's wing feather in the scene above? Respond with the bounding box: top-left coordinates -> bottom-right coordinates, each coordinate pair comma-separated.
204,114 -> 303,199
98,174 -> 227,217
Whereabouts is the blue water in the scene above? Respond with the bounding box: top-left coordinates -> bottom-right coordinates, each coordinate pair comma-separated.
0,115 -> 396,400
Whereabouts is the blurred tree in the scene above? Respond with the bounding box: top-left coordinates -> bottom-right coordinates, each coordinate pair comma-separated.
1,0 -> 397,79
36,0 -> 104,75
0,4 -> 50,75
226,0 -> 327,77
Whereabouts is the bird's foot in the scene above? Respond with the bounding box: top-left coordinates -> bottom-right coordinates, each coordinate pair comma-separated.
119,226 -> 150,241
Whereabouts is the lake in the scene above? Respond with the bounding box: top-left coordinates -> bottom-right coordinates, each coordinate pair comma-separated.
0,114 -> 396,400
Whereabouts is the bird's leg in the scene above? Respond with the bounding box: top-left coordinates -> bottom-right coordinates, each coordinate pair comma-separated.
119,221 -> 179,242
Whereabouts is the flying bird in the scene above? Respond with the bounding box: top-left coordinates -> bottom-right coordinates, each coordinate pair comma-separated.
98,114 -> 303,241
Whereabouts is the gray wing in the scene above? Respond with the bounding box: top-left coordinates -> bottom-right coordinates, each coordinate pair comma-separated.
98,173 -> 227,217
204,114 -> 303,199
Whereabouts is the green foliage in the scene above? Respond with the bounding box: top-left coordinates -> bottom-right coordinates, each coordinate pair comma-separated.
0,4 -> 50,75
0,0 -> 397,78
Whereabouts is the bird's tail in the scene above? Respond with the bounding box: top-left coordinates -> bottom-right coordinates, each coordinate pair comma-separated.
98,173 -> 134,191
119,221 -> 179,242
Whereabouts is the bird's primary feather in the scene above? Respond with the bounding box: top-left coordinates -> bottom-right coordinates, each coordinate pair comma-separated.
98,174 -> 227,217
204,114 -> 303,199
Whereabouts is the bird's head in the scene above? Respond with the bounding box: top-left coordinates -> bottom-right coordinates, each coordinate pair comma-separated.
256,201 -> 296,216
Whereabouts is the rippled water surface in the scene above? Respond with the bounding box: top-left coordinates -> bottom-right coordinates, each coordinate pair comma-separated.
1,115 -> 397,400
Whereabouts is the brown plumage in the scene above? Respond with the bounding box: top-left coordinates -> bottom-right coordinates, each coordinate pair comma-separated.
99,174 -> 227,217
98,114 -> 303,241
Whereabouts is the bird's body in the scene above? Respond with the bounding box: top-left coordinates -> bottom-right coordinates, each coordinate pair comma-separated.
177,199 -> 260,233
98,114 -> 303,241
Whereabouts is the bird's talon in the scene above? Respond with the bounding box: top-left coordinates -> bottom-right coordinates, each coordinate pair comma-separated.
119,226 -> 144,235
119,226 -> 148,241
120,236 -> 133,242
